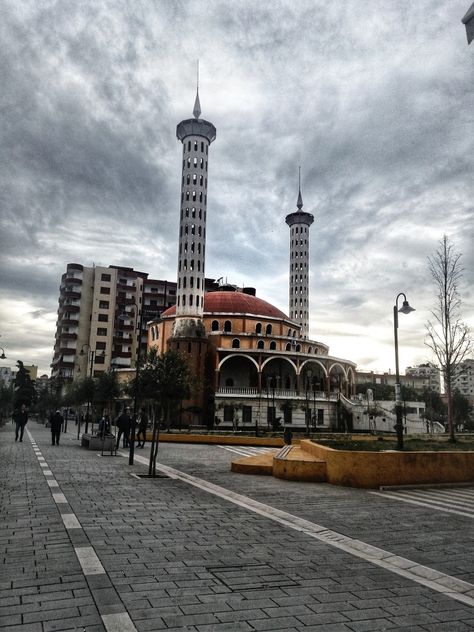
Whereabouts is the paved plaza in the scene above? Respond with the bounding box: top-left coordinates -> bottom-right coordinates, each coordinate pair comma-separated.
1,422 -> 474,632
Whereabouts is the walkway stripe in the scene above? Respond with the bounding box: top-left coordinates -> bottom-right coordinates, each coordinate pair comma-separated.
102,612 -> 137,632
126,452 -> 474,608
75,546 -> 106,575
26,429 -> 138,632
61,513 -> 82,529
52,492 -> 68,504
371,491 -> 474,519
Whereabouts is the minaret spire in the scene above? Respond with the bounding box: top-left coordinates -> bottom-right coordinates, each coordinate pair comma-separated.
296,166 -> 303,210
193,60 -> 201,119
285,167 -> 314,339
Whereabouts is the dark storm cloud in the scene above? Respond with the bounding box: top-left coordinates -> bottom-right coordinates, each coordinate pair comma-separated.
0,0 -> 473,375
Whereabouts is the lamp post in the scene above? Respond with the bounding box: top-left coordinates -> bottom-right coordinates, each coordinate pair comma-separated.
393,292 -> 415,450
305,369 -> 312,436
0,347 -> 6,360
79,344 -> 95,435
124,297 -> 145,466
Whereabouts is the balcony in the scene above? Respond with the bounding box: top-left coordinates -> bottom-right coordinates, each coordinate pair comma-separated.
63,290 -> 81,300
60,317 -> 78,326
216,386 -> 337,401
59,347 -> 77,355
59,332 -> 77,340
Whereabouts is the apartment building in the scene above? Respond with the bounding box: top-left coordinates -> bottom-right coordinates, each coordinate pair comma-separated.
405,363 -> 441,393
356,368 -> 438,395
51,263 -> 217,381
452,358 -> 474,403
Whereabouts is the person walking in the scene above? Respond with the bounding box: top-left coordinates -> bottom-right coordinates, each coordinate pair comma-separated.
98,410 -> 110,438
115,407 -> 131,449
136,407 -> 148,448
13,404 -> 28,442
50,409 -> 64,446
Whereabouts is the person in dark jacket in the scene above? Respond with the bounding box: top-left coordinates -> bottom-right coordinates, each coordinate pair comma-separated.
13,404 -> 28,442
98,410 -> 110,438
50,410 -> 64,445
115,407 -> 131,449
136,408 -> 148,448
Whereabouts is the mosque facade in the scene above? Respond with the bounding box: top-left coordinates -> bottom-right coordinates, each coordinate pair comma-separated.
148,86 -> 356,430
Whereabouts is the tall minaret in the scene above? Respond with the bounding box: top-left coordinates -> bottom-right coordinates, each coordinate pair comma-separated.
285,169 -> 314,339
172,67 -> 216,338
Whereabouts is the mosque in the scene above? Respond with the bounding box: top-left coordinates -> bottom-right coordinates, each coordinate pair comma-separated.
147,85 -> 356,430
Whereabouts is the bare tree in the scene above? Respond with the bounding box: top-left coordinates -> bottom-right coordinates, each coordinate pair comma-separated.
425,235 -> 472,441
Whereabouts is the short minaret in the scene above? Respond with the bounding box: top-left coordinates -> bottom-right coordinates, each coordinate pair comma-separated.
172,72 -> 216,338
285,169 -> 314,339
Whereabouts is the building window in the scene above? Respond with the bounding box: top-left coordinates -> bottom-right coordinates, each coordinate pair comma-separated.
98,314 -> 108,322
242,406 -> 252,424
285,343 -> 291,351
100,287 -> 110,295
96,341 -> 106,350
97,328 -> 107,336
101,273 -> 111,281
257,340 -> 264,349
256,322 -> 262,334
99,301 -> 109,309
224,320 -> 232,333
317,409 -> 324,425
95,355 -> 105,365
266,324 -> 272,335
211,320 -> 219,331
269,341 -> 276,350
223,405 -> 234,422
232,339 -> 240,348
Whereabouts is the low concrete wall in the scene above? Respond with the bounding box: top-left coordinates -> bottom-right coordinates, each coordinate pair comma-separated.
301,440 -> 474,488
155,433 -> 285,447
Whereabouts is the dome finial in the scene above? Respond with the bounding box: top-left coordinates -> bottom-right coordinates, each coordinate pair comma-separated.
297,166 -> 303,210
193,60 -> 201,119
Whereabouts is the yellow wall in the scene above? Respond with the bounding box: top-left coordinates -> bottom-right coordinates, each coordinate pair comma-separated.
301,440 -> 474,488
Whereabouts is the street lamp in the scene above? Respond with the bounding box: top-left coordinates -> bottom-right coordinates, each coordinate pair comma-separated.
0,347 -> 6,360
393,293 -> 415,450
116,298 -> 145,466
305,369 -> 312,436
79,344 -> 96,435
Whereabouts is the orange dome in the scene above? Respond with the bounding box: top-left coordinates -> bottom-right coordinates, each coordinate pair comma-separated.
162,291 -> 289,320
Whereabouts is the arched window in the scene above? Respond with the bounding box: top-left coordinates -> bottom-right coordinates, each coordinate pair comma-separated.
266,324 -> 272,335
211,320 -> 219,331
296,344 -> 301,352
189,294 -> 193,306
269,341 -> 276,350
256,322 -> 262,334
224,320 -> 232,333
285,343 -> 291,351
194,141 -> 198,151
232,339 -> 240,348
187,141 -> 191,151
257,340 -> 264,349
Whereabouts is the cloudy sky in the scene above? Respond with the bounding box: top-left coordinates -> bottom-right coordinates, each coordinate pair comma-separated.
1,0 -> 473,377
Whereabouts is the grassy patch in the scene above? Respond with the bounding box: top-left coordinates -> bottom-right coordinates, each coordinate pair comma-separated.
314,437 -> 474,452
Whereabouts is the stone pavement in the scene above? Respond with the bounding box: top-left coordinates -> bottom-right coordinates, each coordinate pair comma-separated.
1,422 -> 474,632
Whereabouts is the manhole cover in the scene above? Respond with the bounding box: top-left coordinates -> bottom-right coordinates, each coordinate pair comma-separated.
206,563 -> 298,591
130,473 -> 169,479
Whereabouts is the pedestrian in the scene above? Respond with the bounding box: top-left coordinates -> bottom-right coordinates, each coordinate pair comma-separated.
283,426 -> 293,445
115,407 -> 131,449
136,407 -> 148,448
13,404 -> 28,442
98,410 -> 110,438
50,409 -> 64,446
